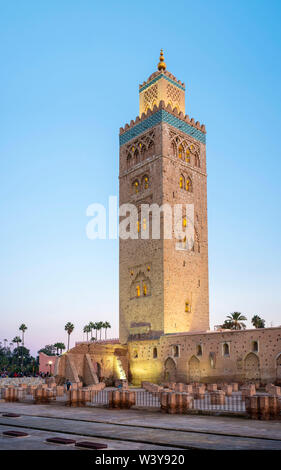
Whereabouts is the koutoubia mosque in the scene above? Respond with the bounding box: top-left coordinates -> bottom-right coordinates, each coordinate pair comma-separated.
55,52 -> 281,386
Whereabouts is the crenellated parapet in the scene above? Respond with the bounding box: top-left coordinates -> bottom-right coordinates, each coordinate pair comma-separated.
119,100 -> 206,146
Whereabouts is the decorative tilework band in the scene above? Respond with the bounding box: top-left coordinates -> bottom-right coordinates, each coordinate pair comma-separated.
119,110 -> 206,146
139,74 -> 185,93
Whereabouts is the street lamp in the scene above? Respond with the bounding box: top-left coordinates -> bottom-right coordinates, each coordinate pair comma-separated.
48,361 -> 53,376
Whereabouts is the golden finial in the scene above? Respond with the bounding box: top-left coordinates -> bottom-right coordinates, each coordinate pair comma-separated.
158,49 -> 166,71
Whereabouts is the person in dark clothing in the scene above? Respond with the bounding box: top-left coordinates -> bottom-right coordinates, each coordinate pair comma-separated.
66,380 -> 72,391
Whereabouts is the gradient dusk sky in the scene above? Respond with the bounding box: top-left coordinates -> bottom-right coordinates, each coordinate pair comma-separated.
1,0 -> 281,356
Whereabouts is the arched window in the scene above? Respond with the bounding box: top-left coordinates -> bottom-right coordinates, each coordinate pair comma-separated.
133,350 -> 138,359
173,345 -> 179,357
223,343 -> 230,356
144,176 -> 149,189
197,344 -> 202,356
195,155 -> 200,168
185,302 -> 191,313
185,149 -> 190,163
133,180 -> 139,194
178,145 -> 183,159
136,285 -> 140,297
179,176 -> 184,189
186,177 -> 191,192
134,149 -> 139,165
143,283 -> 147,296
252,341 -> 259,352
153,347 -> 157,359
142,218 -> 147,232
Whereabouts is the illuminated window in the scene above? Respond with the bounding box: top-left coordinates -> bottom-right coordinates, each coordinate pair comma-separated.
137,221 -> 140,233
183,218 -> 187,228
134,181 -> 139,194
186,178 -> 191,191
143,283 -> 147,296
144,176 -> 149,189
142,218 -> 147,231
136,285 -> 140,297
178,145 -> 183,159
179,176 -> 183,189
133,350 -> 138,359
185,302 -> 190,313
185,149 -> 190,162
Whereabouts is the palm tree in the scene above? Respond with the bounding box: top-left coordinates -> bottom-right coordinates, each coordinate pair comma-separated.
93,322 -> 99,340
96,321 -> 103,341
83,324 -> 91,342
19,324 -> 27,346
89,322 -> 95,339
12,336 -> 21,348
58,342 -> 66,354
103,321 -> 111,339
221,312 -> 247,330
64,322 -> 74,351
54,342 -> 65,355
19,324 -> 27,369
251,315 -> 265,329
12,336 -> 22,364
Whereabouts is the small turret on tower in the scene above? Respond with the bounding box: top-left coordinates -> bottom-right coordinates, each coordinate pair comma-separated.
139,49 -> 186,116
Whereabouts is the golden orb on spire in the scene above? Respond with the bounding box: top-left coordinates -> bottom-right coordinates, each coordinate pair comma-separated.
158,49 -> 166,71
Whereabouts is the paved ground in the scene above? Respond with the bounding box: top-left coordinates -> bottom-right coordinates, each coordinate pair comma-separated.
0,402 -> 281,450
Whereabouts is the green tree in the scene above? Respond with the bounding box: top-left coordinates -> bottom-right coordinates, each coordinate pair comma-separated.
89,322 -> 95,339
83,324 -> 91,342
38,345 -> 56,356
64,322 -> 74,351
96,321 -> 104,340
251,315 -> 265,329
221,312 -> 247,330
103,321 -> 111,339
19,324 -> 28,369
12,336 -> 22,363
53,342 -> 65,355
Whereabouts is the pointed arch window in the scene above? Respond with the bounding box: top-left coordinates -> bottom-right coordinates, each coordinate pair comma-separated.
186,177 -> 191,192
143,283 -> 147,296
179,176 -> 184,189
178,145 -> 183,159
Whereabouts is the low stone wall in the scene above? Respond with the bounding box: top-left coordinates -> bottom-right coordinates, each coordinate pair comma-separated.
0,377 -> 43,387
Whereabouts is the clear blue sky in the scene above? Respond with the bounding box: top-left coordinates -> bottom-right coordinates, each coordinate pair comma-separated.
0,0 -> 281,355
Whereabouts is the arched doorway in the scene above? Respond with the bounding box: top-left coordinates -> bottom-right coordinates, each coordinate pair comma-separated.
96,362 -> 102,380
276,354 -> 281,382
189,355 -> 200,382
244,353 -> 260,381
164,357 -> 176,381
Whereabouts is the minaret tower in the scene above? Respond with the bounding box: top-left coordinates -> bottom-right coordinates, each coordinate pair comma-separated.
119,51 -> 209,344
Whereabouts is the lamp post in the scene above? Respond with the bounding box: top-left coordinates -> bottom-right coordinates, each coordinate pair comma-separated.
48,361 -> 53,376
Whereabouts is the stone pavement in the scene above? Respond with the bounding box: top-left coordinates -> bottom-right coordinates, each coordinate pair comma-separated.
0,402 -> 281,450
